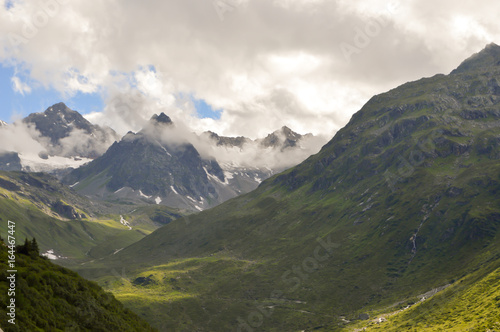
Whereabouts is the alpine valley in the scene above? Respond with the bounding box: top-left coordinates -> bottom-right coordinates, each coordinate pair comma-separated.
1,44 -> 500,331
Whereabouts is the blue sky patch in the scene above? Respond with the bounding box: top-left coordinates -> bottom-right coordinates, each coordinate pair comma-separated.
191,96 -> 222,120
0,64 -> 221,123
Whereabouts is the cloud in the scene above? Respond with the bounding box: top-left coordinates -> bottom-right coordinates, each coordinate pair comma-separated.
0,121 -> 46,155
0,0 -> 499,142
11,75 -> 31,95
0,119 -> 115,161
137,117 -> 329,170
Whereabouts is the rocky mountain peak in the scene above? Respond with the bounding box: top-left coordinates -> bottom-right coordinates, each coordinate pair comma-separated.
451,42 -> 500,75
260,126 -> 306,149
280,126 -> 300,138
24,103 -> 94,142
46,102 -> 73,114
22,103 -> 119,159
150,113 -> 173,125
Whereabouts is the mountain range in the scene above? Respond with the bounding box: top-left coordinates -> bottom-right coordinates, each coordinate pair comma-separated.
0,103 -> 321,211
62,114 -> 319,211
73,43 -> 500,331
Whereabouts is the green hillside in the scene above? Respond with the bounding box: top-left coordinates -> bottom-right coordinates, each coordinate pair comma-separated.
74,44 -> 500,331
0,171 -> 183,264
0,238 -> 156,331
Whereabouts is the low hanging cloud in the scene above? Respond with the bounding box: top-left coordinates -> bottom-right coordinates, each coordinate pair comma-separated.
1,0 -> 500,142
191,132 -> 328,170
138,116 -> 328,170
0,119 -> 116,162
0,121 -> 47,155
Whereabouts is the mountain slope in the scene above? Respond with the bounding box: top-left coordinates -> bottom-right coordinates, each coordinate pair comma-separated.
0,240 -> 156,331
76,44 -> 500,331
0,171 -> 182,264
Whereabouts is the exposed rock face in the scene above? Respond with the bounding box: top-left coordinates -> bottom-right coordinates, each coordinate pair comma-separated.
52,200 -> 84,220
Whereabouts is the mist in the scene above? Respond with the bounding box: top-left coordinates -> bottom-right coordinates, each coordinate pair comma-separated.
137,113 -> 329,170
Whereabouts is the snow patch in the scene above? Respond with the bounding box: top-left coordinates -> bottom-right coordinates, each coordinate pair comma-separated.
156,140 -> 172,156
155,197 -> 162,204
139,190 -> 151,199
42,249 -> 67,260
203,166 -> 228,185
69,181 -> 79,188
194,205 -> 203,211
114,187 -> 125,194
119,215 -> 132,230
19,153 -> 92,173
170,186 -> 179,195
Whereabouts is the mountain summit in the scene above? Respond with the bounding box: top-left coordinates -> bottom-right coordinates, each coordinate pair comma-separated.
258,125 -> 311,150
451,42 -> 500,74
23,102 -> 119,159
24,102 -> 94,143
150,112 -> 173,125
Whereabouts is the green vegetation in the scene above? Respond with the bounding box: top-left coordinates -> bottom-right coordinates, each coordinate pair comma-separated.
0,238 -> 156,331
0,171 -> 183,264
74,45 -> 500,331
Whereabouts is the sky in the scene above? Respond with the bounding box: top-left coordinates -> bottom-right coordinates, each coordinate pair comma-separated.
0,0 -> 499,139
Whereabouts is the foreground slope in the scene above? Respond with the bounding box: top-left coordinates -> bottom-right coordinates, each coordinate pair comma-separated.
79,44 -> 500,331
351,260 -> 500,331
0,240 -> 156,331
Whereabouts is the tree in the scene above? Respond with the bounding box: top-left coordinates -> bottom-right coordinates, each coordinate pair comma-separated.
16,237 -> 39,257
31,238 -> 39,255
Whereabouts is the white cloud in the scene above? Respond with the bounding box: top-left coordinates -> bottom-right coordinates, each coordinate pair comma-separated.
0,0 -> 499,142
11,75 -> 31,95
